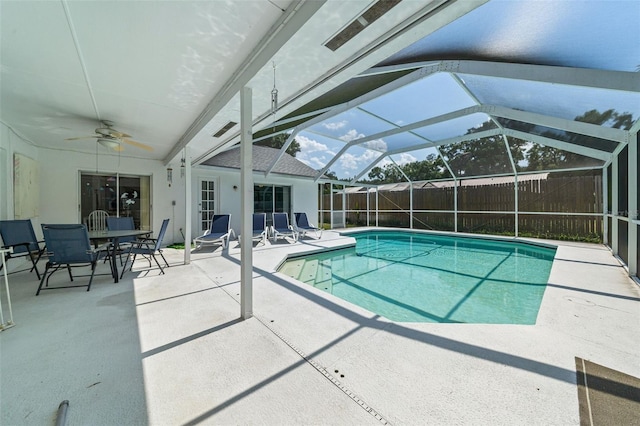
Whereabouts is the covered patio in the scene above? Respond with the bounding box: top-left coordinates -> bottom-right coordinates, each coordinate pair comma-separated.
1,231 -> 638,424
1,1 -> 639,424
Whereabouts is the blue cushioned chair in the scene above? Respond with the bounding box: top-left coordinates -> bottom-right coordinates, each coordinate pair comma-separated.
293,212 -> 323,239
271,212 -> 297,243
193,214 -> 234,250
252,213 -> 267,246
36,224 -> 109,295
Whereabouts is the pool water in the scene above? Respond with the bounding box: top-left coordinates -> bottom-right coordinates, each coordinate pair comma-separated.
278,231 -> 556,324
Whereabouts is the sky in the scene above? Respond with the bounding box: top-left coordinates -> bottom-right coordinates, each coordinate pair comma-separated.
289,0 -> 640,181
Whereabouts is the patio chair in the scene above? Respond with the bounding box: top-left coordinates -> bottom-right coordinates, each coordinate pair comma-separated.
0,219 -> 45,279
120,218 -> 170,278
271,212 -> 297,243
293,212 -> 323,239
36,224 -> 110,295
252,213 -> 267,245
193,214 -> 234,250
106,216 -> 142,265
87,210 -> 109,232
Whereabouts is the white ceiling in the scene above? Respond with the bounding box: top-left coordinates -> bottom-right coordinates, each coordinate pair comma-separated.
1,0 -> 487,166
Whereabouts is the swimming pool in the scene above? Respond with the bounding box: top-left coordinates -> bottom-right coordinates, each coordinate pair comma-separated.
278,231 -> 557,324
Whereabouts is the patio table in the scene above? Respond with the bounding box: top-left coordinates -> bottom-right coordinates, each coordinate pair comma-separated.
88,229 -> 151,283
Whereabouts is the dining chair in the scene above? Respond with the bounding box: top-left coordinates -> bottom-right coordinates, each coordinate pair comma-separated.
0,219 -> 45,279
87,210 -> 109,232
120,219 -> 170,277
106,216 -> 139,264
36,224 -> 110,295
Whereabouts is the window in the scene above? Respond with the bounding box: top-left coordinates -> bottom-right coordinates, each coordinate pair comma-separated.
80,173 -> 151,230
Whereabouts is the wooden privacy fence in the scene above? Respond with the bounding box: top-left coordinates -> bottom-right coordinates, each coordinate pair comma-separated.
321,173 -> 603,242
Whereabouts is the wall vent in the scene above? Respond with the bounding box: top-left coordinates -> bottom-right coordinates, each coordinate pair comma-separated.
324,0 -> 402,52
212,121 -> 237,138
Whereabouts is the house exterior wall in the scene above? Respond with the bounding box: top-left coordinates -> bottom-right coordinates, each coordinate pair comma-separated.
191,165 -> 319,239
0,121 -> 186,245
1,122 -> 319,254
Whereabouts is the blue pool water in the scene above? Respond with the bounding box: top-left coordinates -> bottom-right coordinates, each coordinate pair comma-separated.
278,231 -> 557,324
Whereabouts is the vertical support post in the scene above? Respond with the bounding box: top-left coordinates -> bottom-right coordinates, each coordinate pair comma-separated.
628,132 -> 637,276
183,147 -> 191,265
342,189 -> 346,228
319,183 -> 323,228
366,187 -> 370,226
376,187 -> 379,227
612,156 -> 619,254
330,183 -> 334,229
514,174 -> 519,237
240,86 -> 253,320
602,167 -> 608,245
454,178 -> 458,233
409,183 -> 414,229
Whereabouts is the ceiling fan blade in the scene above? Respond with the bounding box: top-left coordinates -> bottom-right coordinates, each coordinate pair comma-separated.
123,138 -> 153,151
108,130 -> 131,138
65,136 -> 99,141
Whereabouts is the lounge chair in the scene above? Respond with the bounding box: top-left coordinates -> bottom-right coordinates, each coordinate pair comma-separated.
271,212 -> 297,243
120,218 -> 170,277
0,219 -> 45,279
293,212 -> 323,239
36,224 -> 110,295
194,214 -> 234,250
252,213 -> 267,245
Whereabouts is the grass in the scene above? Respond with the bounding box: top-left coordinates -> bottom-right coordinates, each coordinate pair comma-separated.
167,243 -> 194,249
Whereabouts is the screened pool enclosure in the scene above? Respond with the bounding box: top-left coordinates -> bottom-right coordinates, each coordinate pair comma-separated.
242,1 -> 639,279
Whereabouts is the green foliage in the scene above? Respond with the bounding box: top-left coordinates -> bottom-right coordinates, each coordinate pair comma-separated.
360,108 -> 628,184
255,133 -> 301,157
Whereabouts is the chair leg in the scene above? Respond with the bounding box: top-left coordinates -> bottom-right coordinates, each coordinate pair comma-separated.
67,265 -> 74,281
87,261 -> 97,291
158,250 -> 169,268
152,254 -> 165,274
36,263 -> 52,296
28,250 -> 42,280
120,252 -> 132,279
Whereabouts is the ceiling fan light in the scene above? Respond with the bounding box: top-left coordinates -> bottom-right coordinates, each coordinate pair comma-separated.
98,138 -> 120,150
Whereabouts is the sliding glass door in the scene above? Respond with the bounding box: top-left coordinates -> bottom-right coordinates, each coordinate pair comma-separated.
254,184 -> 291,226
80,172 -> 151,230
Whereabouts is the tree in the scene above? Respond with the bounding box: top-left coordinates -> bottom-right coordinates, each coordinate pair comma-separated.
523,109 -> 629,170
255,133 -> 301,157
438,121 -> 526,177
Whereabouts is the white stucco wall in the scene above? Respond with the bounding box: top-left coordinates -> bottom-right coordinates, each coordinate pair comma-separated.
0,121 -> 186,244
1,122 -> 319,247
191,165 -> 319,239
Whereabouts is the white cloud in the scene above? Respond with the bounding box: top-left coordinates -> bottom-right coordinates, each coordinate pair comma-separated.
308,156 -> 327,169
363,139 -> 387,151
339,129 -> 364,142
395,153 -> 417,165
297,135 -> 328,152
323,120 -> 347,131
339,153 -> 359,170
338,149 -> 380,171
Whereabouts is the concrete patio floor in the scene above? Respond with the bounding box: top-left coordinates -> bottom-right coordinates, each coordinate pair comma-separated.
1,229 -> 639,425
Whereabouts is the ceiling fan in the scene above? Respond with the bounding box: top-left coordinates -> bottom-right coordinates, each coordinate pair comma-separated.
65,120 -> 153,151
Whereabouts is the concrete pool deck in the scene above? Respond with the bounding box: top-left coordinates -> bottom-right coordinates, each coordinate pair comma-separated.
1,229 -> 639,425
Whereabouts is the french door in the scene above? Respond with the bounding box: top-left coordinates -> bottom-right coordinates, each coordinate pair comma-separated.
198,178 -> 217,232
79,172 -> 151,230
